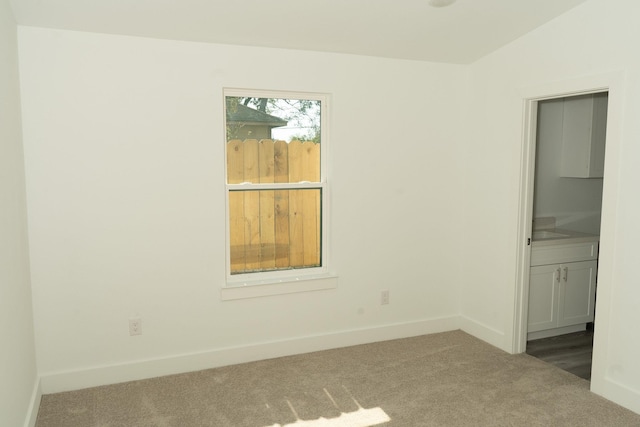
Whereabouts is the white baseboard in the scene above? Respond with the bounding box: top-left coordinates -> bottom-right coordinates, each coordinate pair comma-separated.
459,315 -> 506,351
24,377 -> 42,427
592,375 -> 640,416
40,315 -> 460,394
35,316 -> 640,418
527,324 -> 585,341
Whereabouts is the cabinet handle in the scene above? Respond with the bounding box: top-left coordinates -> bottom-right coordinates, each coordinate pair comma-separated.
556,268 -> 561,283
563,266 -> 569,282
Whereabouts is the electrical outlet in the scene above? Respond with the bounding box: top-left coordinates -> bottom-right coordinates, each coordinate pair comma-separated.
129,318 -> 142,336
381,290 -> 390,305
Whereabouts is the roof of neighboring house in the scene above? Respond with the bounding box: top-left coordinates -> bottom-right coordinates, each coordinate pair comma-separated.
226,100 -> 288,128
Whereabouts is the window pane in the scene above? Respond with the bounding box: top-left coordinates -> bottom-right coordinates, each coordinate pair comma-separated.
226,96 -> 321,184
229,189 -> 321,274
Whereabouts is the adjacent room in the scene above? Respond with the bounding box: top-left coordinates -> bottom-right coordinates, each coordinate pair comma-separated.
3,0 -> 640,425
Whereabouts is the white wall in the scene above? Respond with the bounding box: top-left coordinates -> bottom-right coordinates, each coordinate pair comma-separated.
534,97 -> 604,234
0,1 -> 39,426
462,0 -> 640,413
18,27 -> 467,391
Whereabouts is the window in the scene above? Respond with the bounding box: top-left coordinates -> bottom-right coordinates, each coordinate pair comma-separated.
224,89 -> 328,285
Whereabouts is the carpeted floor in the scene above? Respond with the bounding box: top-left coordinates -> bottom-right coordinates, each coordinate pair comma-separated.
35,330 -> 640,426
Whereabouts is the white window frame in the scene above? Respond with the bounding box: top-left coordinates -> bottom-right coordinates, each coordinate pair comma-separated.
222,88 -> 334,299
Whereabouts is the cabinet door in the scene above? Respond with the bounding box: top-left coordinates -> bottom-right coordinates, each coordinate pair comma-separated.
558,260 -> 597,327
560,93 -> 607,178
528,264 -> 560,332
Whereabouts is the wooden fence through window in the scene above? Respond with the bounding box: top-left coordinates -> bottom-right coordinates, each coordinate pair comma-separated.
227,139 -> 321,274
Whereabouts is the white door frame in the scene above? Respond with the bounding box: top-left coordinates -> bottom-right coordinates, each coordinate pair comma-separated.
512,71 -> 625,395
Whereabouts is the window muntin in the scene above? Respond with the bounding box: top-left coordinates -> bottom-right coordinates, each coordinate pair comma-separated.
224,90 -> 327,281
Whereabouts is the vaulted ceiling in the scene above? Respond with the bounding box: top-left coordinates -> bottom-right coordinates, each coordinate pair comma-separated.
9,0 -> 587,63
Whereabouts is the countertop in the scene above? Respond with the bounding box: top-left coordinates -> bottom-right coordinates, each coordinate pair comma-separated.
532,228 -> 599,247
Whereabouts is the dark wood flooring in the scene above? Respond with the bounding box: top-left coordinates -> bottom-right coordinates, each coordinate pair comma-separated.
526,328 -> 594,380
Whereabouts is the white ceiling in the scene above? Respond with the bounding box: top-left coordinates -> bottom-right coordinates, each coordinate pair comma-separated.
9,0 -> 587,64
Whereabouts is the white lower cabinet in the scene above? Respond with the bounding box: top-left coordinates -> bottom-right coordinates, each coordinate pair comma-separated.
528,260 -> 597,333
528,241 -> 598,338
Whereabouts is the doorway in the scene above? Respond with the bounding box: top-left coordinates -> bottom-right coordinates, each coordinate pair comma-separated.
512,73 -> 623,388
523,93 -> 607,380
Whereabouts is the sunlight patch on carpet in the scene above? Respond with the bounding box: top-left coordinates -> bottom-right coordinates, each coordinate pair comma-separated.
265,406 -> 390,427
264,386 -> 390,427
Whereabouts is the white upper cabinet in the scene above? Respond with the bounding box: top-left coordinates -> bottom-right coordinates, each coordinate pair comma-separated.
560,93 -> 608,178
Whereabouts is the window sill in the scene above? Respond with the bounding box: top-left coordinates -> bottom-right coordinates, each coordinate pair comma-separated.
220,274 -> 338,301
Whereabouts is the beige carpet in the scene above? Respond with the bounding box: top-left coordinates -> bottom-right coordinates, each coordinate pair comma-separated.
35,330 -> 640,426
